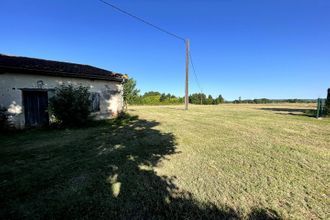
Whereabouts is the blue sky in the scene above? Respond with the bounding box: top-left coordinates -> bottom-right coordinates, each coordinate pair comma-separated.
1,0 -> 329,100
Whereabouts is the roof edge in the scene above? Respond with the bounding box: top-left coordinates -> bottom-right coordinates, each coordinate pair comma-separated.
0,54 -> 126,83
0,66 -> 125,83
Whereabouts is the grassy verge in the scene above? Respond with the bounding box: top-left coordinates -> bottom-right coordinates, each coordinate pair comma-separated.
0,104 -> 329,219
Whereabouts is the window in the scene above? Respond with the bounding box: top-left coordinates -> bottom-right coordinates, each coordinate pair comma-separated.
47,89 -> 55,100
90,92 -> 101,112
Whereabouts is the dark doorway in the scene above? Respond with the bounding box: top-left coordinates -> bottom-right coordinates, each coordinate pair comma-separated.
23,90 -> 49,127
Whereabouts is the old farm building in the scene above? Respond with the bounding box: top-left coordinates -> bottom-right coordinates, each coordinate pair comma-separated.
0,54 -> 126,129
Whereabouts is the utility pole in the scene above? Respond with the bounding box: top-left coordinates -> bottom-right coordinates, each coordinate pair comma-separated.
99,1 -> 194,110
185,39 -> 190,110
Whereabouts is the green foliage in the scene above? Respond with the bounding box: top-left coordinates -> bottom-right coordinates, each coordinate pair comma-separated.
123,79 -> 184,106
232,98 -> 317,104
159,93 -> 180,104
123,78 -> 222,106
158,93 -> 183,105
142,94 -> 162,105
0,107 -> 9,130
326,88 -> 330,116
189,93 -> 225,105
159,93 -> 167,102
49,85 -> 91,126
143,91 -> 161,97
123,78 -> 140,107
189,93 -> 206,104
127,89 -> 183,105
141,91 -> 161,105
217,95 -> 225,104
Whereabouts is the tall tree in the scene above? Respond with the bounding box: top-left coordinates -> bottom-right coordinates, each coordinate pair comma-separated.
218,95 -> 224,103
189,93 -> 206,104
123,78 -> 140,110
207,95 -> 213,105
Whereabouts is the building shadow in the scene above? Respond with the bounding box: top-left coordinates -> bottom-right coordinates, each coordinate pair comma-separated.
0,114 -> 281,219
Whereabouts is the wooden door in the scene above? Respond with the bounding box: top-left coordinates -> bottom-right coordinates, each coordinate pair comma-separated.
23,91 -> 49,127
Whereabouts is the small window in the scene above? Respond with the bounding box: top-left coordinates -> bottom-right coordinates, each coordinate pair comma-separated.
90,93 -> 101,112
47,90 -> 55,100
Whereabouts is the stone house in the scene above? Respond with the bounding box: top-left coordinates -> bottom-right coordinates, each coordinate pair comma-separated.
0,54 -> 126,129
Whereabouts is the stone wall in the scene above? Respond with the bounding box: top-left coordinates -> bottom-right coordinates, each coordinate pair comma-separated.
0,73 -> 123,128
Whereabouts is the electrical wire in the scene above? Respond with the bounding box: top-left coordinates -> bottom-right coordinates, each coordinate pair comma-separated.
189,51 -> 203,94
98,0 -> 204,96
98,0 -> 185,42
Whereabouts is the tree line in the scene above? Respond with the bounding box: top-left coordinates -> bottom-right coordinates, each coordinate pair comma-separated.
232,97 -> 316,104
189,93 -> 224,105
130,91 -> 184,105
123,78 -> 319,107
123,78 -> 225,106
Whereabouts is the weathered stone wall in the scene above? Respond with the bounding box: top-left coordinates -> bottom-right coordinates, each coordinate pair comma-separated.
0,73 -> 123,128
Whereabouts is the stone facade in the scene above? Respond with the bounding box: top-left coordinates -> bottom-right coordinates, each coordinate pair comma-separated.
0,73 -> 124,129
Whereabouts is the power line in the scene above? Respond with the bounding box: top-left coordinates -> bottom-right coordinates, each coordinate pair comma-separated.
98,0 -> 185,42
98,0 -> 203,108
189,51 -> 203,94
189,51 -> 204,105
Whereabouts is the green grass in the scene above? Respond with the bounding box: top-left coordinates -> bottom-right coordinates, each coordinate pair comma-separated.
1,104 -> 329,219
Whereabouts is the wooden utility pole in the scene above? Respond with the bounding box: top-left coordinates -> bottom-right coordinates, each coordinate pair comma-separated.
185,39 -> 190,110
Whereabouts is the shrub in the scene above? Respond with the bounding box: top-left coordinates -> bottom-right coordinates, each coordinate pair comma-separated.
0,107 -> 9,130
49,85 -> 91,126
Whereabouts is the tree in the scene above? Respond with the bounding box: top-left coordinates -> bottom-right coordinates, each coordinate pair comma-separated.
213,95 -> 224,104
159,93 -> 166,102
123,78 -> 140,109
326,88 -> 330,116
189,93 -> 225,105
189,93 -> 206,104
49,85 -> 91,126
218,95 -> 224,103
142,94 -> 161,105
143,91 -> 161,97
206,95 -> 213,105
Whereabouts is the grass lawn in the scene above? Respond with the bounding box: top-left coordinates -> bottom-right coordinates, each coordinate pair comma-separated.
1,104 -> 329,219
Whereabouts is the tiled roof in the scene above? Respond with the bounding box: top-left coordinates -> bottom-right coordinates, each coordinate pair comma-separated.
0,54 -> 125,82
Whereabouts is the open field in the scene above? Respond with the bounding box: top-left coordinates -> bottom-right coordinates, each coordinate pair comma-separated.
1,104 -> 329,219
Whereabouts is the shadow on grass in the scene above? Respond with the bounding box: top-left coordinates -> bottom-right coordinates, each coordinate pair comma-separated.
0,114 -> 281,219
258,107 -> 316,117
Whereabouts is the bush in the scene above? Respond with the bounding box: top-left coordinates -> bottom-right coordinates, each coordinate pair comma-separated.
0,107 -> 9,130
49,85 -> 91,126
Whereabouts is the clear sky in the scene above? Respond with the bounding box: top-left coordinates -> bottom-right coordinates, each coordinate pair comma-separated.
1,0 -> 329,100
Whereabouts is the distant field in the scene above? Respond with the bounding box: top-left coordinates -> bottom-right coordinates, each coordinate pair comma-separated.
1,104 -> 329,219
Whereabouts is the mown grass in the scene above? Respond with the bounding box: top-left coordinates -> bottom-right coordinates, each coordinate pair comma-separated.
1,104 -> 329,219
